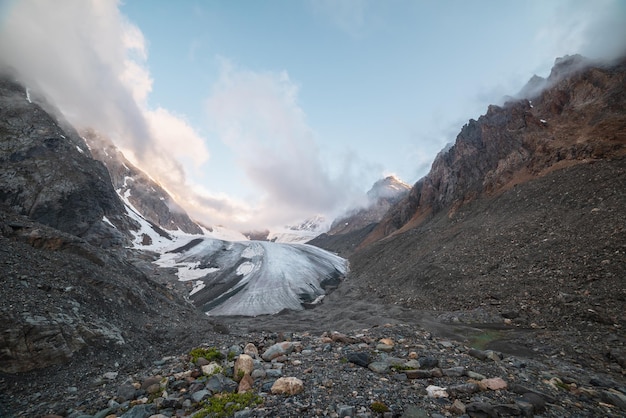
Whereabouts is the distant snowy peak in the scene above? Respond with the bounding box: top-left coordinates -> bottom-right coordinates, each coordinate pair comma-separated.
81,129 -> 203,235
287,214 -> 327,232
366,176 -> 411,202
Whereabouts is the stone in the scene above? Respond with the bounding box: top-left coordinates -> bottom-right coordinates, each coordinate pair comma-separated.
243,343 -> 258,357
405,369 -> 432,379
493,404 -> 521,416
448,383 -> 479,395
201,362 -> 222,376
119,404 -> 156,418
336,404 -> 356,417
519,392 -> 546,412
251,369 -> 266,379
379,338 -> 394,346
376,343 -> 394,352
467,371 -> 486,380
468,349 -> 488,361
266,369 -> 282,378
368,362 -> 389,374
408,351 -> 418,359
417,356 -> 438,369
449,399 -> 466,414
206,374 -> 238,393
347,352 -> 370,368
479,377 -> 508,391
601,389 -> 626,410
103,371 -> 118,380
270,377 -> 304,395
262,342 -> 294,361
465,402 -> 497,418
117,384 -> 137,401
191,389 -> 210,403
400,406 -> 429,418
425,385 -> 448,398
140,376 -> 161,390
331,331 -> 355,344
234,354 -> 254,378
145,383 -> 161,394
442,366 -> 465,377
238,374 -> 254,393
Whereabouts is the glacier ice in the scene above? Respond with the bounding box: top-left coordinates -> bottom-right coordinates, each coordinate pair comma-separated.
157,237 -> 348,316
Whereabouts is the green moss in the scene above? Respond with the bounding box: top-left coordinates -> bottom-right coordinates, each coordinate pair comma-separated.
390,364 -> 415,371
190,347 -> 225,363
193,392 -> 263,418
370,401 -> 389,413
468,330 -> 502,350
227,350 -> 236,362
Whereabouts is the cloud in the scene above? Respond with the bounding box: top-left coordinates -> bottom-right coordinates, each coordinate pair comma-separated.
0,0 -> 224,224
205,60 -> 363,227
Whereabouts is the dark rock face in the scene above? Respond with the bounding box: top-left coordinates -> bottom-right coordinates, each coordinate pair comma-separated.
81,129 -> 203,235
365,55 -> 626,245
0,76 -> 136,246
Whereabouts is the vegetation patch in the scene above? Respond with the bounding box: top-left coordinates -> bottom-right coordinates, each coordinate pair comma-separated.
194,392 -> 263,418
468,330 -> 502,350
370,401 -> 389,413
190,347 -> 225,363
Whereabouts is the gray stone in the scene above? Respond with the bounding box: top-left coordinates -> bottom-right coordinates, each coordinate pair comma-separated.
93,409 -> 113,418
266,369 -> 282,378
466,402 -> 498,417
448,383 -> 479,395
347,352 -> 370,368
337,404 -> 356,417
262,342 -> 294,361
442,366 -> 465,377
417,356 -> 438,369
400,405 -> 429,418
116,384 -> 136,401
120,404 -> 156,418
368,362 -> 389,374
601,389 -> 626,410
191,389 -> 210,403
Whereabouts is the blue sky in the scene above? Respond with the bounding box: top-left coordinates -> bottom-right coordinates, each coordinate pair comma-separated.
1,0 -> 625,229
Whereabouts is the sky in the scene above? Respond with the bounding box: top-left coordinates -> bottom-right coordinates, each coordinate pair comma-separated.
0,0 -> 625,230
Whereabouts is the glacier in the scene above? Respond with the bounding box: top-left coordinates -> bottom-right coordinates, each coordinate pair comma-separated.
156,237 -> 348,316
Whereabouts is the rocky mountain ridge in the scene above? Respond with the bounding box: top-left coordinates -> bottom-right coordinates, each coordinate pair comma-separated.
81,129 -> 203,236
363,55 -> 626,246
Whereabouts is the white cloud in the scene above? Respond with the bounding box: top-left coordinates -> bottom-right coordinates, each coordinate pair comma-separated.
308,0 -> 369,37
205,60 -> 363,227
0,0 -> 221,224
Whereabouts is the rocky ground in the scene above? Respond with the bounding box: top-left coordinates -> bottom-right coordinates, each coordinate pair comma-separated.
3,318 -> 625,418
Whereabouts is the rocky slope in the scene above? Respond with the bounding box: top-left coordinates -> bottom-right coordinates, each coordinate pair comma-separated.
364,55 -> 626,245
0,76 -> 137,247
81,129 -> 203,236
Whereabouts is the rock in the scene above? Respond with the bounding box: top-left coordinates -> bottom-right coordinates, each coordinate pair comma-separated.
262,342 -> 294,361
400,405 -> 429,418
448,383 -> 479,395
442,366 -> 465,377
206,374 -> 238,393
270,377 -> 304,395
336,404 -> 356,417
238,373 -> 254,393
601,389 -> 626,410
467,371 -> 486,380
379,338 -> 394,346
331,331 -> 355,344
405,369 -> 432,379
229,344 -> 243,356
191,389 -> 210,403
368,362 -> 389,374
468,349 -> 489,361
417,356 -> 438,369
465,402 -> 497,417
243,343 -> 258,357
519,392 -> 545,413
145,383 -> 161,394
450,399 -> 466,414
117,384 -> 137,401
234,354 -> 254,378
120,404 -> 156,418
493,404 -> 521,416
103,371 -> 118,380
140,376 -> 161,390
479,377 -> 508,391
266,369 -> 282,378
201,362 -> 222,376
376,343 -> 394,352
425,385 -> 448,398
347,352 -> 370,368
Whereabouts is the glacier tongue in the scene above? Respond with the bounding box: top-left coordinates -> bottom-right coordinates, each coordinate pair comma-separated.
156,237 -> 348,317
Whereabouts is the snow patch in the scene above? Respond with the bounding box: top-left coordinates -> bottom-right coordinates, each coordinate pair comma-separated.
102,216 -> 115,228
25,88 -> 31,103
236,261 -> 255,276
76,145 -> 85,154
